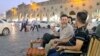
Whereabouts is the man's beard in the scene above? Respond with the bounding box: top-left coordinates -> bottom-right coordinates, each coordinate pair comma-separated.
61,23 -> 67,28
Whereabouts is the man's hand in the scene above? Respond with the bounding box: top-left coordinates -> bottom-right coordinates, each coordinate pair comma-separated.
51,39 -> 60,44
51,43 -> 58,49
53,39 -> 61,43
50,39 -> 61,48
56,46 -> 66,51
51,26 -> 56,32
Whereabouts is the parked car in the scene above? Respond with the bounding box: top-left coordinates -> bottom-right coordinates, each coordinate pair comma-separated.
87,21 -> 100,30
38,21 -> 50,28
1,19 -> 15,26
0,19 -> 12,36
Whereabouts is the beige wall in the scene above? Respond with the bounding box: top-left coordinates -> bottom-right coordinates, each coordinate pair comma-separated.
6,0 -> 100,21
37,0 -> 100,20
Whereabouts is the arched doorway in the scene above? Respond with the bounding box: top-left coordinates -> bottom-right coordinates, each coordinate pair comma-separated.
69,11 -> 76,15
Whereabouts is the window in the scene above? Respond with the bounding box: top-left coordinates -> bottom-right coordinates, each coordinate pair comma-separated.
69,11 -> 76,15
37,14 -> 39,17
71,4 -> 73,8
47,9 -> 49,12
43,7 -> 46,10
60,5 -> 63,8
2,19 -> 7,22
60,11 -> 64,15
0,20 -> 3,23
51,6 -> 53,9
65,7 -> 67,11
40,21 -> 48,23
89,5 -> 92,9
76,7 -> 79,10
37,8 -> 39,11
43,14 -> 44,16
82,10 -> 88,14
82,3 -> 85,6
53,12 -> 55,15
46,13 -> 47,16
97,2 -> 100,6
33,11 -> 35,13
55,8 -> 57,11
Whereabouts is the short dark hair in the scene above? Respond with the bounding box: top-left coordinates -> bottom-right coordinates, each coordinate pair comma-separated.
68,16 -> 72,19
77,12 -> 87,24
68,16 -> 73,21
60,14 -> 68,19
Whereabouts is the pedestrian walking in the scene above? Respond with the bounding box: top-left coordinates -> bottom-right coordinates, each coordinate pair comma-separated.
31,20 -> 39,31
20,18 -> 28,32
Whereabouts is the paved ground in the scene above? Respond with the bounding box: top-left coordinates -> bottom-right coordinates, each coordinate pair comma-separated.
0,26 -> 50,56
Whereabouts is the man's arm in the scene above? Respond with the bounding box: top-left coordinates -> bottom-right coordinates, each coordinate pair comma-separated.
59,37 -> 72,43
65,39 -> 83,51
51,27 -> 60,37
57,39 -> 84,51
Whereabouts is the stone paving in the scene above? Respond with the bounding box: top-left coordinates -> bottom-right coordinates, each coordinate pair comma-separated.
0,26 -> 50,56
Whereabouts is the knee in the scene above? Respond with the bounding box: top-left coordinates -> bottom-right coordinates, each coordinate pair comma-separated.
49,39 -> 55,43
47,48 -> 57,55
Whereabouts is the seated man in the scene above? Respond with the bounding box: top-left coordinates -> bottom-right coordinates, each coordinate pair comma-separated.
41,24 -> 60,47
47,12 -> 90,56
45,14 -> 74,52
32,14 -> 74,49
31,23 -> 60,48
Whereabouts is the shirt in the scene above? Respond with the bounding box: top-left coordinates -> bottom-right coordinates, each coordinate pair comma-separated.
60,24 -> 74,39
22,19 -> 26,24
32,20 -> 38,25
67,26 -> 90,52
53,24 -> 74,39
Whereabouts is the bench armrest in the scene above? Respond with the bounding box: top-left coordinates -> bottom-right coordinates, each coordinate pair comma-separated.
64,50 -> 82,53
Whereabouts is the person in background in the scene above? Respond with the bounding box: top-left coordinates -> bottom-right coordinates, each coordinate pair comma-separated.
68,16 -> 73,25
32,20 -> 39,31
30,20 -> 35,31
20,18 -> 28,32
47,12 -> 90,56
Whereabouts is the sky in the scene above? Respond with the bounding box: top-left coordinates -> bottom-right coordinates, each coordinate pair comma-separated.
0,0 -> 48,14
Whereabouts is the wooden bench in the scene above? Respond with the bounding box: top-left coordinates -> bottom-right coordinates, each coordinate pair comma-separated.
89,37 -> 100,56
64,36 -> 100,56
26,36 -> 100,56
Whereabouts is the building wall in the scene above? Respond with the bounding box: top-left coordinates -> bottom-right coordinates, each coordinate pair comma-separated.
6,0 -> 100,21
36,0 -> 100,21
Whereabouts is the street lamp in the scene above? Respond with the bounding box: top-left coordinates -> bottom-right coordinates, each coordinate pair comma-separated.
68,0 -> 86,7
30,2 -> 40,10
72,0 -> 84,5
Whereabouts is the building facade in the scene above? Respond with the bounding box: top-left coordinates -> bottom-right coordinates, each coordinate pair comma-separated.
6,0 -> 100,21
